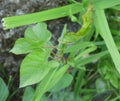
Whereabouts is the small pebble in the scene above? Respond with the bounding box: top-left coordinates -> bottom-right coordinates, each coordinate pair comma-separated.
9,0 -> 20,4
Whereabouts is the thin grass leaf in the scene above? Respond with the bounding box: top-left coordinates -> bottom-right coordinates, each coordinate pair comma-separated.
94,9 -> 120,73
109,96 -> 120,101
64,41 -> 95,53
0,78 -> 9,101
74,70 -> 85,97
2,3 -> 82,29
50,73 -> 73,92
77,51 -> 108,66
111,5 -> 120,10
32,64 -> 69,101
32,68 -> 57,101
75,45 -> 97,60
92,0 -> 120,9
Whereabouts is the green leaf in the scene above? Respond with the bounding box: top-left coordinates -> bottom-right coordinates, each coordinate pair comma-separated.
10,23 -> 52,54
111,5 -> 120,10
64,41 -> 95,58
109,74 -> 119,88
20,50 -> 51,87
50,73 -> 73,92
74,70 -> 85,97
76,51 -> 108,66
25,23 -> 51,42
0,77 -> 9,101
47,60 -> 60,68
65,42 -> 94,52
75,45 -> 97,60
93,0 -> 120,9
94,9 -> 120,73
10,38 -> 43,54
32,64 -> 69,101
22,86 -> 34,101
2,4 -> 83,29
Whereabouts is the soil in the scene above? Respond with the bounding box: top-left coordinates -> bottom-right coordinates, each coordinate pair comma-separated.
0,0 -> 80,101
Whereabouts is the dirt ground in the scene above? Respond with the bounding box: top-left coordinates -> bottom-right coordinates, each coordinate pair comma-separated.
0,0 -> 80,100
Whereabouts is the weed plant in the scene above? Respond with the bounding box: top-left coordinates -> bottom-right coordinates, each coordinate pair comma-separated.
1,0 -> 120,101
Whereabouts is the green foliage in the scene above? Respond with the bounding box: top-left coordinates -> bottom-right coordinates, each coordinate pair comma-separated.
10,23 -> 51,54
98,57 -> 120,89
2,0 -> 120,101
32,65 -> 69,101
22,87 -> 34,101
0,77 -> 9,101
20,50 -> 51,87
11,23 -> 52,87
94,9 -> 120,73
50,73 -> 73,92
51,91 -> 81,101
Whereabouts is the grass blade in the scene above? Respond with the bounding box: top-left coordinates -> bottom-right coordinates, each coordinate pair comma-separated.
93,0 -> 120,9
2,3 -> 82,30
32,64 -> 69,101
77,51 -> 108,66
94,9 -> 120,73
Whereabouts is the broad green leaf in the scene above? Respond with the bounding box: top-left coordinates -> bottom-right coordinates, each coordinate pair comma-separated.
22,86 -> 34,101
10,23 -> 52,54
0,78 -> 9,101
32,64 -> 69,101
20,50 -> 51,87
10,38 -> 43,54
50,73 -> 73,92
94,10 -> 120,73
47,60 -> 60,68
25,23 -> 51,42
